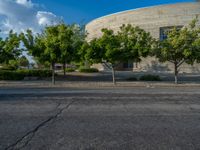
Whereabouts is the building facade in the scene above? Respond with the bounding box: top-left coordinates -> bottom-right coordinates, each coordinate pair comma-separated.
86,2 -> 200,73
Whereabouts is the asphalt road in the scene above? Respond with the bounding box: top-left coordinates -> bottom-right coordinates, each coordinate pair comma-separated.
0,87 -> 200,150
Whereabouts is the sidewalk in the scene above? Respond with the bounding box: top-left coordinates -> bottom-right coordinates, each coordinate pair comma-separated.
1,80 -> 200,88
1,71 -> 200,88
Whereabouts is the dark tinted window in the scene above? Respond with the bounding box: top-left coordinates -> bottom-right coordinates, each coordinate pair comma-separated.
160,26 -> 183,41
123,61 -> 133,68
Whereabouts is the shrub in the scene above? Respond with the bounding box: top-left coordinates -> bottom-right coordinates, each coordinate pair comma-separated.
0,65 -> 17,71
139,74 -> 161,81
0,70 -> 24,80
17,70 -> 52,78
79,67 -> 99,73
65,68 -> 75,72
0,69 -> 52,80
38,70 -> 52,77
126,77 -> 138,81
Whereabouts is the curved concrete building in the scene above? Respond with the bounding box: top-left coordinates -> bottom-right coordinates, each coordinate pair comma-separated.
86,2 -> 200,73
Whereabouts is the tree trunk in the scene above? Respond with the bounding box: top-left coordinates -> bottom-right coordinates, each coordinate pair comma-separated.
135,62 -> 138,68
84,61 -> 89,68
52,62 -> 55,85
63,61 -> 66,76
111,66 -> 116,85
174,63 -> 178,84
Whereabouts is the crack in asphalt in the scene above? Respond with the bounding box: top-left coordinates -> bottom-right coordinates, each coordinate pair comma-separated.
4,100 -> 75,150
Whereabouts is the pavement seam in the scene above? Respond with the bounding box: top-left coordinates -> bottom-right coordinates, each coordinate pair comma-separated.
4,100 -> 76,150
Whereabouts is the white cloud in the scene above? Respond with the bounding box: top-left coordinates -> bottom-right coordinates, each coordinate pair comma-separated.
37,11 -> 61,26
16,0 -> 34,8
0,0 -> 62,34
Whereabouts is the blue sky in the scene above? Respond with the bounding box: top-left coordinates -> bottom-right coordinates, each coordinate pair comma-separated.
34,0 -> 195,24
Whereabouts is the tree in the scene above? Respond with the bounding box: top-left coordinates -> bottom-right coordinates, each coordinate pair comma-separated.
40,26 -> 61,84
79,41 -> 91,67
55,24 -> 86,76
0,37 -> 5,64
153,19 -> 200,84
85,38 -> 106,64
192,21 -> 200,64
86,29 -> 122,84
18,56 -> 29,68
21,24 -> 85,77
22,26 -> 61,84
71,24 -> 86,61
0,30 -> 21,65
193,42 -> 200,64
84,25 -> 153,85
57,24 -> 74,76
118,24 -> 153,68
8,59 -> 19,69
20,29 -> 50,69
21,24 -> 85,84
20,29 -> 35,52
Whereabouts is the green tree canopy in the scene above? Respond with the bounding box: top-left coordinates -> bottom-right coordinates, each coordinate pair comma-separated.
153,19 -> 200,84
20,29 -> 35,52
71,24 -> 86,61
85,29 -> 122,84
118,24 -> 153,63
84,25 -> 153,84
0,30 -> 22,65
21,23 -> 85,84
18,56 -> 29,67
0,37 -> 5,64
57,24 -> 74,75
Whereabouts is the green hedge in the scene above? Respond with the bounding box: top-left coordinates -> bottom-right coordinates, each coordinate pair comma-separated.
0,65 -> 17,71
79,67 -> 99,73
65,68 -> 75,72
0,71 -> 24,80
139,74 -> 161,81
0,70 -> 52,80
17,70 -> 52,78
126,77 -> 138,81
